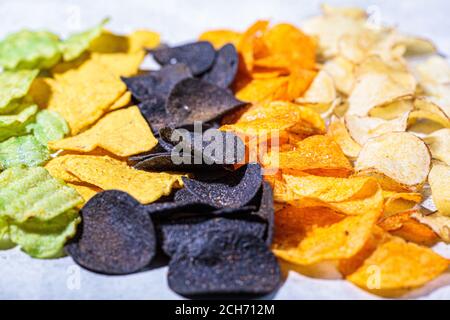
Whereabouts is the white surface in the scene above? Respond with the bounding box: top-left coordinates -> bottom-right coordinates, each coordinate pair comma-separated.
0,0 -> 449,300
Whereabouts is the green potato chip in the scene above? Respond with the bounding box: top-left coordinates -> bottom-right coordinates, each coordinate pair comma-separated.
27,110 -> 69,145
0,166 -> 83,223
9,209 -> 80,259
0,102 -> 38,141
0,217 -> 15,250
0,135 -> 50,169
0,70 -> 39,112
60,19 -> 109,61
0,30 -> 61,70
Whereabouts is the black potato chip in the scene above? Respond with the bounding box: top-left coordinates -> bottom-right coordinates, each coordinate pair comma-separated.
165,78 -> 247,127
122,64 -> 192,101
202,44 -> 238,88
158,217 -> 266,257
138,96 -> 172,132
180,163 -> 262,208
65,190 -> 156,275
254,182 -> 274,245
150,41 -> 215,76
167,230 -> 280,297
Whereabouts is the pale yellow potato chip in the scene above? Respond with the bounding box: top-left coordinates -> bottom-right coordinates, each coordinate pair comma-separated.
355,132 -> 431,190
322,56 -> 355,96
347,236 -> 448,293
409,98 -> 450,129
327,116 -> 361,159
48,106 -> 157,157
321,4 -> 367,19
296,70 -> 336,104
63,155 -> 183,204
344,112 -> 409,145
416,55 -> 450,86
423,128 -> 450,165
347,57 -> 416,116
412,211 -> 450,243
369,99 -> 413,120
428,162 -> 450,216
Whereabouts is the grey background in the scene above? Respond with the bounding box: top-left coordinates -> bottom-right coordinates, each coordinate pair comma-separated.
0,0 -> 449,299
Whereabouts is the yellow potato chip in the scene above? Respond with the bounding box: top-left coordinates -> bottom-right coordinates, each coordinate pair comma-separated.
92,50 -> 146,78
273,203 -> 381,265
29,58 -> 126,134
198,29 -> 242,49
62,155 -> 183,204
327,116 -> 361,159
423,128 -> 450,165
322,57 -> 355,96
127,30 -> 161,52
412,211 -> 450,243
108,91 -> 132,111
68,183 -> 102,206
48,106 -> 157,157
262,135 -> 353,177
346,236 -> 448,293
355,132 -> 431,191
428,162 -> 450,216
382,190 -> 422,216
45,155 -> 84,183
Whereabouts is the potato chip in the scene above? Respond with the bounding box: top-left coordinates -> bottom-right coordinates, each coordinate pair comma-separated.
347,57 -> 416,116
378,210 -> 438,246
409,98 -> 450,129
108,91 -> 132,111
29,60 -> 126,134
322,57 -> 355,96
0,102 -> 38,142
61,155 -> 183,204
67,183 -> 102,204
9,209 -> 80,259
92,50 -> 146,78
273,204 -> 380,265
59,19 -> 108,61
27,110 -> 69,145
382,191 -> 422,217
0,166 -> 83,223
428,162 -> 450,216
0,135 -> 50,169
412,211 -> 450,243
355,132 -> 431,190
369,99 -> 413,120
344,112 -> 409,145
45,155 -> 84,183
346,236 -> 448,293
262,135 -> 352,177
199,30 -> 242,49
423,129 -> 450,165
235,77 -> 289,103
0,30 -> 61,70
327,116 -> 361,159
0,70 -> 39,112
416,55 -> 450,86
48,106 -> 157,157
237,20 -> 269,74
127,30 -> 161,52
296,70 -> 336,105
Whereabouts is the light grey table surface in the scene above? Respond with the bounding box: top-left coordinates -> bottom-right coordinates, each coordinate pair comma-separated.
0,0 -> 449,300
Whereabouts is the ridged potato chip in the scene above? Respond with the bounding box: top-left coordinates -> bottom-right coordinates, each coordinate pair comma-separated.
428,162 -> 450,216
0,30 -> 61,70
27,110 -> 69,145
48,106 -> 157,157
0,166 -> 83,223
61,155 -> 183,204
0,70 -> 39,112
355,132 -> 431,190
0,135 -> 49,169
0,102 -> 38,142
346,236 -> 448,294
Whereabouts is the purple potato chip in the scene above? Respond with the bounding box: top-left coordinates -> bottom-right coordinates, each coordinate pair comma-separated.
202,44 -> 238,88
65,190 -> 156,275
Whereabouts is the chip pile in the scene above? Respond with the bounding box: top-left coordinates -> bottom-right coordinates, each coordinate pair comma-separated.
0,4 -> 449,299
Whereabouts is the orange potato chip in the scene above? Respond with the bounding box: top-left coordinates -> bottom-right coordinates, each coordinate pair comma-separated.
346,236 -> 448,293
61,155 -> 183,204
273,203 -> 381,265
198,29 -> 242,49
327,116 -> 361,159
45,155 -> 84,184
48,106 -> 157,157
237,20 -> 269,74
236,77 -> 289,103
262,135 -> 353,177
382,190 -> 422,216
255,23 -> 316,72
